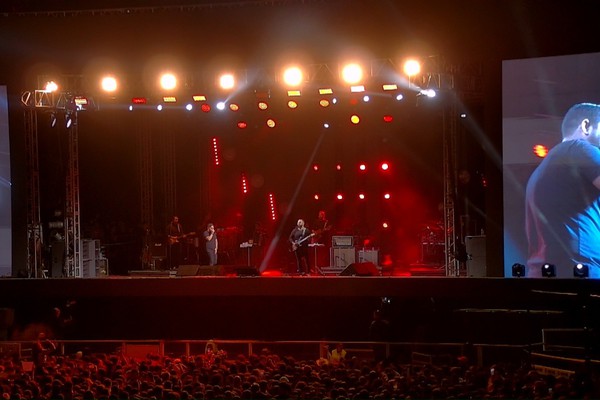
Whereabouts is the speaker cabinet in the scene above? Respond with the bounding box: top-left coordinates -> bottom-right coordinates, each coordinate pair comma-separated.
340,262 -> 379,276
330,248 -> 355,268
465,235 -> 486,277
176,265 -> 201,276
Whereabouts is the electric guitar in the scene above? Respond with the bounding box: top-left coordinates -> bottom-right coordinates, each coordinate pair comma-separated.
168,232 -> 196,245
291,233 -> 315,252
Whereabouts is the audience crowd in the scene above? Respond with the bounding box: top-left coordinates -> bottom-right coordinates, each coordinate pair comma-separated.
0,341 -> 597,400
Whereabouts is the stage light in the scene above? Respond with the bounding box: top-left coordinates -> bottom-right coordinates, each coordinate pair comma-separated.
542,263 -> 556,278
420,89 -> 436,98
229,103 -> 239,111
380,162 -> 389,171
323,123 -> 330,129
460,113 -> 467,118
332,98 -> 338,104
533,144 -> 549,158
266,118 -> 276,128
319,99 -> 330,108
362,95 -> 370,102
219,73 -> 235,90
314,194 -> 320,200
511,263 -> 525,277
65,113 -> 73,128
350,85 -> 365,93
350,115 -> 360,124
319,88 -> 333,95
216,101 -> 226,111
269,193 -> 276,221
336,163 -> 342,171
156,104 -> 163,111
574,263 -> 589,278
101,76 -> 118,92
395,94 -> 404,101
382,222 -> 389,229
384,193 -> 391,199
359,163 -> 366,171
257,101 -> 268,110
201,104 -> 211,113
50,113 -> 57,128
358,193 -> 365,200
241,173 -> 248,194
383,83 -> 398,91
132,97 -> 147,104
383,115 -> 393,123
287,100 -> 298,109
212,137 -> 220,166
185,103 -> 193,111
193,95 -> 207,102
312,164 -> 319,171
237,121 -> 247,129
341,63 -> 363,85
283,66 -> 303,87
336,193 -> 344,200
403,59 -> 421,77
45,81 -> 58,92
287,90 -> 301,97
160,73 -> 177,90
128,105 -> 133,111
163,96 -> 177,103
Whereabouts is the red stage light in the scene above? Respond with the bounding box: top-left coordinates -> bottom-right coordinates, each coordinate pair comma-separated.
241,173 -> 248,194
312,164 -> 319,171
237,121 -> 247,129
336,193 -> 344,200
380,162 -> 389,171
201,104 -> 211,113
212,137 -> 220,166
131,97 -> 147,104
314,194 -> 320,200
382,222 -> 389,229
358,193 -> 365,200
359,163 -> 366,171
533,144 -> 549,158
383,115 -> 393,123
269,193 -> 277,221
384,193 -> 391,200
336,164 -> 342,171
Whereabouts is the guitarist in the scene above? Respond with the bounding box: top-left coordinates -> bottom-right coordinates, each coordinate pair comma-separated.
289,219 -> 313,275
166,215 -> 184,269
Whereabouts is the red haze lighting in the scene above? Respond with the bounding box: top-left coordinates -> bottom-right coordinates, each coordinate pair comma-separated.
336,164 -> 342,171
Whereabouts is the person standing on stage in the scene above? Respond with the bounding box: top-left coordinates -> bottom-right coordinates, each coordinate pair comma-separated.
203,223 -> 218,266
289,218 -> 313,275
312,210 -> 331,245
166,215 -> 183,269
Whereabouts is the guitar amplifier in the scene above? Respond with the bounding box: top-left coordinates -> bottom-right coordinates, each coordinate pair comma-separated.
332,236 -> 354,248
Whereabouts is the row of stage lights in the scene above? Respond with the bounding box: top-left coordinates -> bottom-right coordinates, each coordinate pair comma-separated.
511,262 -> 590,278
40,59 -> 437,110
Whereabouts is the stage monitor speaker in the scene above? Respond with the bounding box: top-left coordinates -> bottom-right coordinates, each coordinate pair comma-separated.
176,265 -> 200,276
339,262 -> 379,276
151,242 -> 166,258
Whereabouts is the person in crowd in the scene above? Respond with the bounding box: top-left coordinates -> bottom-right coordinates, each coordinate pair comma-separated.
526,102 -> 600,277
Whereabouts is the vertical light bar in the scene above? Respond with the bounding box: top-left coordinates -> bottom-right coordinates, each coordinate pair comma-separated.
212,137 -> 220,166
269,193 -> 276,221
241,172 -> 248,194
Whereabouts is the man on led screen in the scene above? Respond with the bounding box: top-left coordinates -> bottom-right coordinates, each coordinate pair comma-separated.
526,102 -> 600,278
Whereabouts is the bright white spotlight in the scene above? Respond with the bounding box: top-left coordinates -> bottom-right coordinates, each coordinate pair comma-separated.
185,103 -> 193,111
395,94 -> 404,101
160,73 -> 177,90
219,73 -> 235,90
341,63 -> 363,85
283,67 -> 303,87
362,95 -> 370,102
101,76 -> 118,92
216,101 -> 226,111
420,89 -> 436,98
128,105 -> 133,111
157,104 -> 163,111
323,123 -> 330,129
45,81 -> 58,92
403,59 -> 421,77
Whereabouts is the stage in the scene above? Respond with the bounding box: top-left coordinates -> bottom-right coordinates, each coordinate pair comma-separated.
1,273 -> 599,352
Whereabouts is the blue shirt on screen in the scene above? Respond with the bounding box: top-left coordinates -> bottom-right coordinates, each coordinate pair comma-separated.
526,139 -> 600,278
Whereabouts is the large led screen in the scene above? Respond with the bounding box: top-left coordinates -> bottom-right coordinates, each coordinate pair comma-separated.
503,52 -> 600,278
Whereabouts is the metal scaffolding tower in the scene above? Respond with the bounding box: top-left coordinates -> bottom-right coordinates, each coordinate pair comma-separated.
64,112 -> 82,277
